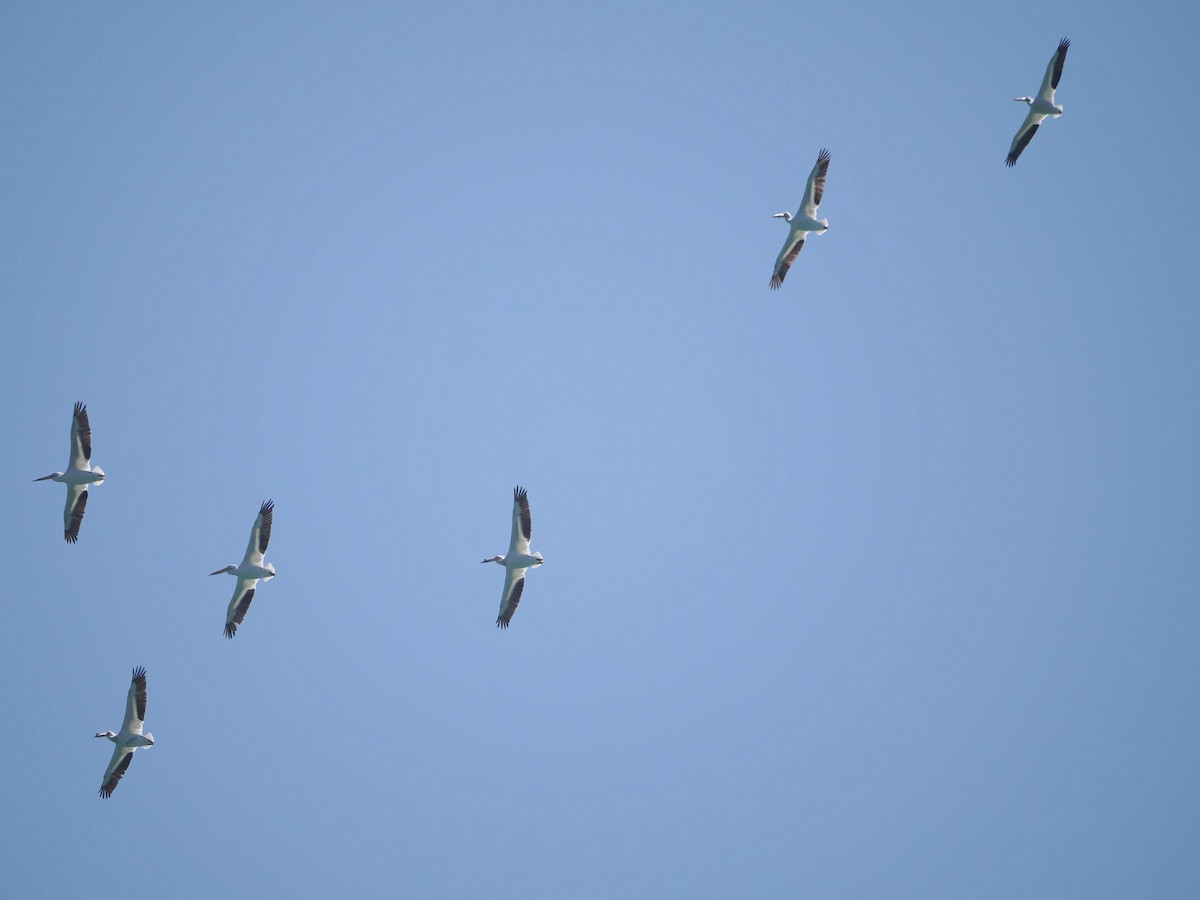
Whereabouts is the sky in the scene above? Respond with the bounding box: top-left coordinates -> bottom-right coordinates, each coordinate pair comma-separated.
2,1 -> 1198,897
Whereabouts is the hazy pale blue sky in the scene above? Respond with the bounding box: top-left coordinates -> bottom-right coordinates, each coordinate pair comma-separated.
3,2 -> 1198,897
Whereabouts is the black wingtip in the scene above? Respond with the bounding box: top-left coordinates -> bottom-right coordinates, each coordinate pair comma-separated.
224,623 -> 237,639
131,666 -> 147,681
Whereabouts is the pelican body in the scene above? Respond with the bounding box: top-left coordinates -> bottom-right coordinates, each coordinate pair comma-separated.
482,486 -> 545,628
1006,38 -> 1070,167
35,401 -> 105,543
95,666 -> 154,798
211,500 -> 276,638
770,149 -> 831,289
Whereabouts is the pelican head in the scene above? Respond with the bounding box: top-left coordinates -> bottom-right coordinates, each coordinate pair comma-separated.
209,565 -> 238,576
94,731 -> 116,741
772,212 -> 793,222
481,555 -> 505,565
142,733 -> 155,746
533,552 -> 545,565
1013,96 -> 1034,104
34,472 -> 64,482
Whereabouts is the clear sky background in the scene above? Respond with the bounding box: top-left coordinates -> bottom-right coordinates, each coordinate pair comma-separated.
2,2 -> 1198,897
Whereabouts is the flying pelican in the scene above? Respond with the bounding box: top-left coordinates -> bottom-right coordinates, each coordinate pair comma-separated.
770,148 -> 831,289
210,500 -> 276,638
34,401 -> 106,543
95,666 -> 154,798
482,486 -> 544,628
1006,38 -> 1070,167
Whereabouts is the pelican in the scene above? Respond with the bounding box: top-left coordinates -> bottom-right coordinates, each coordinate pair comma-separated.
34,401 -> 106,543
770,148 -> 831,289
1006,38 -> 1070,167
210,500 -> 276,638
482,486 -> 544,628
95,667 -> 154,798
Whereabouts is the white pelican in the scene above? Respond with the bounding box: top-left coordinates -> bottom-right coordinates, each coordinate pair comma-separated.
34,401 -> 106,543
95,666 -> 154,798
482,486 -> 544,629
770,148 -> 831,289
210,500 -> 276,638
1006,38 -> 1070,167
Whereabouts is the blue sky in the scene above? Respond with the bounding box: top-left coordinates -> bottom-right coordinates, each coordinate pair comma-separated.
2,2 -> 1198,897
